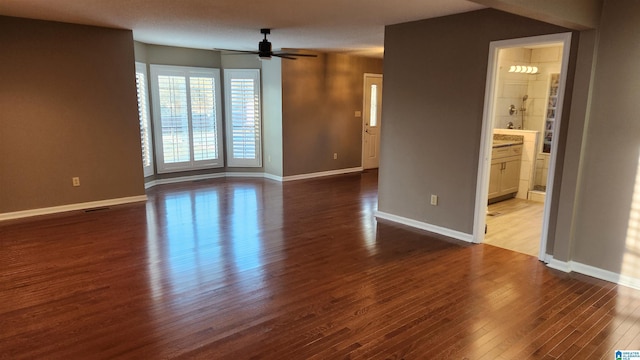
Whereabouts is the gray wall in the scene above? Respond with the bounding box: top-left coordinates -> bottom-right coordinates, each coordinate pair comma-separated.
471,0 -> 603,29
142,44 -> 222,68
549,29 -> 598,261
0,16 -> 145,213
568,0 -> 640,274
281,53 -> 383,176
378,9 -> 570,233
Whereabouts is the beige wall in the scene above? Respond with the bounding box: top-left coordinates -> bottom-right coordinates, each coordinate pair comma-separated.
0,16 -> 145,213
378,9 -> 571,233
568,0 -> 640,274
281,53 -> 383,176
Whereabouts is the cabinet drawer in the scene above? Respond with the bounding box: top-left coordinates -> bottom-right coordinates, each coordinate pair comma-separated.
492,144 -> 522,159
491,155 -> 521,165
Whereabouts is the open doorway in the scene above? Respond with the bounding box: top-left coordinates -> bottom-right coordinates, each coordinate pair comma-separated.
363,74 -> 383,169
474,33 -> 572,261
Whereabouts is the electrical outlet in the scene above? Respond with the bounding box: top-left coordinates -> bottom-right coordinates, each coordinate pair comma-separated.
355,111 -> 362,117
268,155 -> 271,163
72,177 -> 80,187
430,194 -> 438,206
333,153 -> 338,160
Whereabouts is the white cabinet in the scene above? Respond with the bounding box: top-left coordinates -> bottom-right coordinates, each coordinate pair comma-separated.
488,144 -> 522,202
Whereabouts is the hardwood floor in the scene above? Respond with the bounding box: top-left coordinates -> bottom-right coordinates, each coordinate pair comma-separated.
2,171 -> 640,359
485,198 -> 544,257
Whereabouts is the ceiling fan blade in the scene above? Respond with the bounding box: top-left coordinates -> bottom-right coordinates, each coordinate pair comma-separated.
216,30 -> 318,61
214,48 -> 260,55
272,54 -> 297,60
275,52 -> 318,58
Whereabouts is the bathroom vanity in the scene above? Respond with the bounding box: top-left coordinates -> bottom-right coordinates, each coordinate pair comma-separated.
488,136 -> 523,203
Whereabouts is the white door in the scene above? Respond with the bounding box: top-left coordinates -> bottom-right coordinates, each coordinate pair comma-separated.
363,74 -> 383,169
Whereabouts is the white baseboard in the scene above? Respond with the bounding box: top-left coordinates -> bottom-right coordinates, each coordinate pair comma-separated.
374,210 -> 474,243
145,173 -> 225,188
0,195 -> 148,221
225,172 -> 267,178
544,256 -> 640,291
4,168 -> 363,221
545,255 -> 572,272
144,168 -> 362,188
263,173 -> 284,182
282,167 -> 363,182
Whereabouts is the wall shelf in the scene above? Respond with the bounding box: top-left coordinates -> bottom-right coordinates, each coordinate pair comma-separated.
543,73 -> 560,153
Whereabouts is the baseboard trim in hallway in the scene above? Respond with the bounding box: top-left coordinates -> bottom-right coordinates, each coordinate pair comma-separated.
547,256 -> 640,291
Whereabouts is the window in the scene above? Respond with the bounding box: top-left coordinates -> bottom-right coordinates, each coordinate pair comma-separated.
369,84 -> 378,127
150,65 -> 223,173
135,62 -> 154,177
224,69 -> 261,167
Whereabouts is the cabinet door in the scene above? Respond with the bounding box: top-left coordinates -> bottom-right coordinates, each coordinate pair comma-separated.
488,162 -> 502,199
501,158 -> 521,195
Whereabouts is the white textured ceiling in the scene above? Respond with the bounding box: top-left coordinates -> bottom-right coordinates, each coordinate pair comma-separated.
0,0 -> 485,57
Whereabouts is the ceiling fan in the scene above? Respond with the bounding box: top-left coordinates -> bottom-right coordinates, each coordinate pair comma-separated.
216,28 -> 317,60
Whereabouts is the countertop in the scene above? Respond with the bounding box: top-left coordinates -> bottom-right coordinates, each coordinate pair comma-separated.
492,134 -> 524,148
492,139 -> 523,148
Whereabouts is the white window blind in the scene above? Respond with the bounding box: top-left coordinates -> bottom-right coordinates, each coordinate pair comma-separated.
150,65 -> 223,173
135,62 -> 154,177
224,69 -> 261,167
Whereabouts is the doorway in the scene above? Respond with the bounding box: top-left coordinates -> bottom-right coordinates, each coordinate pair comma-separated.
363,74 -> 383,169
474,33 -> 572,261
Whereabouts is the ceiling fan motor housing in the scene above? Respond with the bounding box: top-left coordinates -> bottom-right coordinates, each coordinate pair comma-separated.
258,39 -> 272,58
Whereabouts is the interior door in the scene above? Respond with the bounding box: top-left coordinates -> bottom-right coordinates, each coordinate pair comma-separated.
363,74 -> 383,169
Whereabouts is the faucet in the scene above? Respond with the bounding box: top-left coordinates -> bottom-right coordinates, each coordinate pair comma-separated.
507,121 -> 514,129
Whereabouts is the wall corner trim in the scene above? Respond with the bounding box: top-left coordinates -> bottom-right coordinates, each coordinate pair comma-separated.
544,256 -> 640,291
374,210 -> 474,243
0,195 -> 148,222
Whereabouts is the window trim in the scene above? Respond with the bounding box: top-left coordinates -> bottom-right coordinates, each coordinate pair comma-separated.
150,65 -> 224,173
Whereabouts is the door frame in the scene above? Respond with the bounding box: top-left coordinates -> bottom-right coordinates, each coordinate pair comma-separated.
362,73 -> 383,169
473,32 -> 572,261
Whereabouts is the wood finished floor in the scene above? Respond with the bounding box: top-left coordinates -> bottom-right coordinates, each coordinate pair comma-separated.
2,170 -> 640,359
485,198 -> 544,257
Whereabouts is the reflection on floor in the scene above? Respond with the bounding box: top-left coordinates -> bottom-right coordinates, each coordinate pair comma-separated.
485,198 -> 544,257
